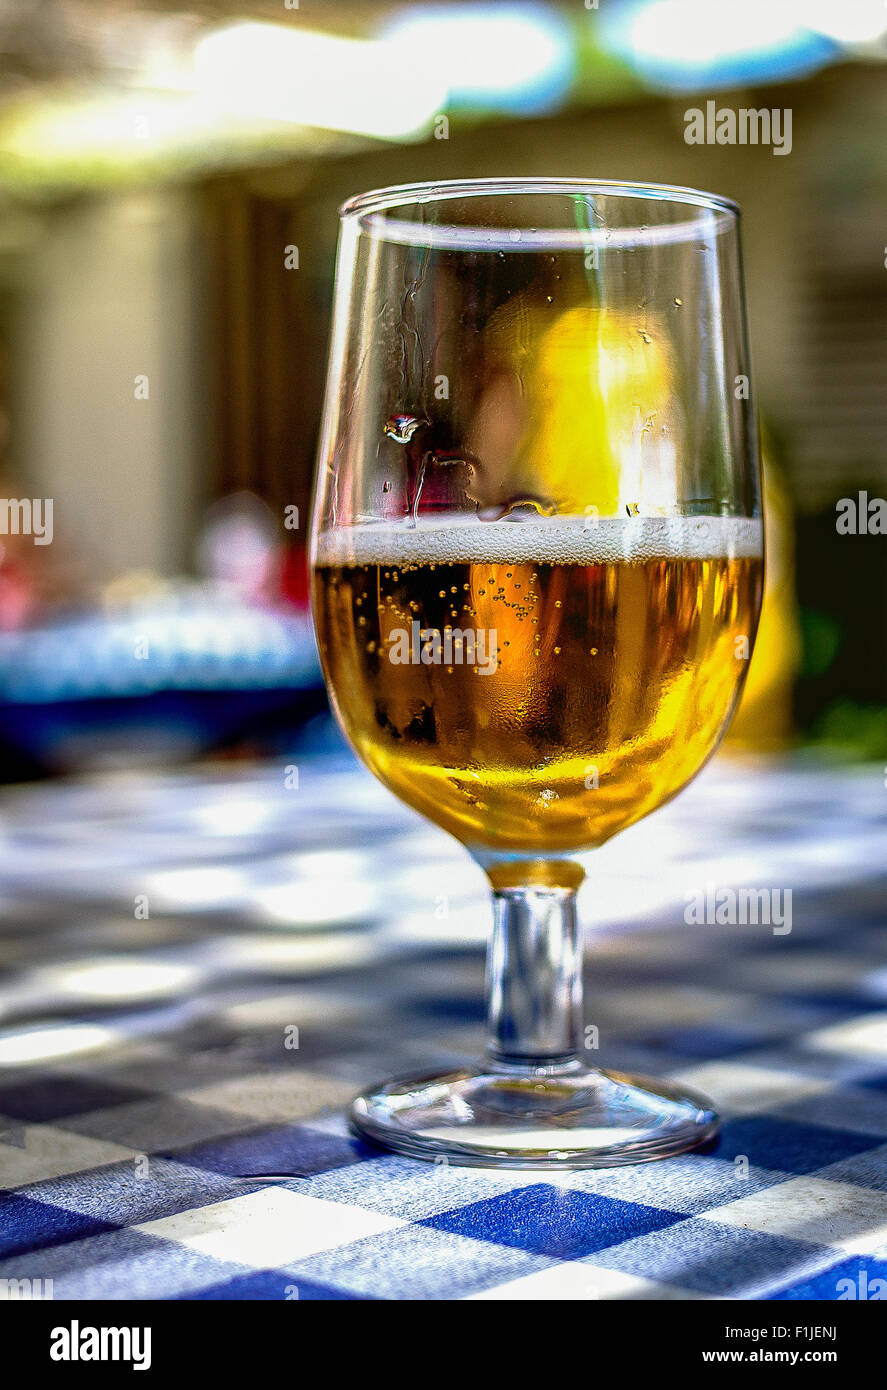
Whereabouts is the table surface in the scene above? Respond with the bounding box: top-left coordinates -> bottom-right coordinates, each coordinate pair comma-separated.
1,743 -> 886,1301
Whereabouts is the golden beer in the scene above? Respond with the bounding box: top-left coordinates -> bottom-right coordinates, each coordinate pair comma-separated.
313,517 -> 762,862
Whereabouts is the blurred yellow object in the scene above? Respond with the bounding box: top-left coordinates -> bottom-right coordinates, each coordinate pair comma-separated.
469,298 -> 677,515
529,304 -> 676,515
726,453 -> 800,750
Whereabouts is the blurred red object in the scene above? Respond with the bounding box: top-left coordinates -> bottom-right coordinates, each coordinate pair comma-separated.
280,542 -> 309,609
0,546 -> 37,630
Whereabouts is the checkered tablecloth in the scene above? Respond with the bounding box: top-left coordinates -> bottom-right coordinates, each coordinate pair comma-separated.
1,738 -> 886,1300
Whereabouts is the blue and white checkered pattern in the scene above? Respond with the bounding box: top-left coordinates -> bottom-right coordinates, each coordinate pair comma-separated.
1,747 -> 886,1300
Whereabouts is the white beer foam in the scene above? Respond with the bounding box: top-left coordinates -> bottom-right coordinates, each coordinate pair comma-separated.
315,515 -> 763,567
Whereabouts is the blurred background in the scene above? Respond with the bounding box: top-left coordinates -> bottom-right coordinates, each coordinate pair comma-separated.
0,1 -> 885,1089
0,0 -> 883,778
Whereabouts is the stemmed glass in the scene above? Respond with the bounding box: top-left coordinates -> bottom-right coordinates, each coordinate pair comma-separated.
310,179 -> 763,1167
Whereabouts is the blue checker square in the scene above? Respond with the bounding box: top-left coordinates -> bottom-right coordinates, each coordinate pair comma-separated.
0,1075 -> 151,1124
183,1271 -> 370,1300
423,1186 -> 688,1261
718,1115 -> 885,1176
0,1191 -> 118,1259
642,1024 -> 770,1061
165,1121 -> 368,1180
767,1254 -> 887,1301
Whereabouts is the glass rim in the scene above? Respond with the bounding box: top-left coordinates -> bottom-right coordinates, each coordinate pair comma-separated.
339,178 -> 740,252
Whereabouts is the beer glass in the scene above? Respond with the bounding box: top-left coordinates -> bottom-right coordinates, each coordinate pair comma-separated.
310,179 -> 763,1167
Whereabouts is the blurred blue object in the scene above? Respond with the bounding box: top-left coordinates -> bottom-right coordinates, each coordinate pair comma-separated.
0,592 -> 325,774
599,0 -> 836,92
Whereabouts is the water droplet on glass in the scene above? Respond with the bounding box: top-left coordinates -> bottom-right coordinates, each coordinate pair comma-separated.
625,502 -> 640,517
382,480 -> 391,493
674,296 -> 683,307
384,413 -> 426,445
638,330 -> 651,344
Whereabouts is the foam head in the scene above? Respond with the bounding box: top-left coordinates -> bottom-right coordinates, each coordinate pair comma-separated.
315,515 -> 763,567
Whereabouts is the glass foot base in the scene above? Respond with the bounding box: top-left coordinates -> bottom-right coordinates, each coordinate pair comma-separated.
350,1063 -> 719,1168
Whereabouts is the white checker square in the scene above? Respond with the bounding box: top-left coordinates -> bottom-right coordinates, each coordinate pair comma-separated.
135,1186 -> 405,1267
699,1177 -> 887,1255
180,1070 -> 355,1122
0,1126 -> 134,1188
804,1014 -> 887,1059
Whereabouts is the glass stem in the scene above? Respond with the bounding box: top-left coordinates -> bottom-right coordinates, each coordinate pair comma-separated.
486,886 -> 583,1072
